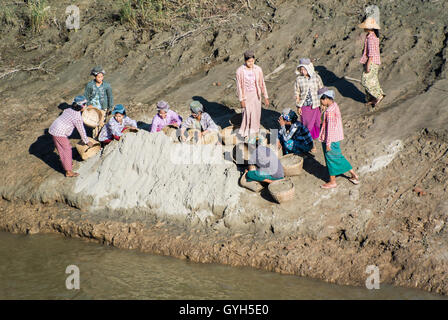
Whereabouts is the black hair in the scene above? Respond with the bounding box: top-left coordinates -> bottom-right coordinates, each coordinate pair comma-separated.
71,103 -> 83,112
374,29 -> 380,38
320,94 -> 334,101
244,55 -> 255,61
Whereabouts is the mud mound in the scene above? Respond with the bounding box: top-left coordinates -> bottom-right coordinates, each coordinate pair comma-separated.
74,132 -> 242,217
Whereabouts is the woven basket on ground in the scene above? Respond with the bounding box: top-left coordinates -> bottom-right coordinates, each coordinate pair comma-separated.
239,172 -> 264,192
232,142 -> 251,165
82,107 -> 104,128
182,129 -> 219,145
122,127 -> 139,134
162,125 -> 180,142
75,137 -> 101,161
202,131 -> 219,145
280,154 -> 304,176
268,178 -> 295,203
220,126 -> 240,145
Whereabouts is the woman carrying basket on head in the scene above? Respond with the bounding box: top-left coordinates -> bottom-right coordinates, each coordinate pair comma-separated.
359,17 -> 385,108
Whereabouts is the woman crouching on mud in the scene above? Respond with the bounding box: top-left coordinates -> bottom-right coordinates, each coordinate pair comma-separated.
49,95 -> 94,177
318,88 -> 359,189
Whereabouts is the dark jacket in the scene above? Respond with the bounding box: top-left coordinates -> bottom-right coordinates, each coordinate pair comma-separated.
84,80 -> 113,111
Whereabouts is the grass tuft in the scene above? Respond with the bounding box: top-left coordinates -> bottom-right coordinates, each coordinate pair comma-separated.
28,0 -> 49,33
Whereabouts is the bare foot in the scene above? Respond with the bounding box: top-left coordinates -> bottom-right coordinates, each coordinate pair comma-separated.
65,171 -> 79,177
311,146 -> 317,154
321,182 -> 337,189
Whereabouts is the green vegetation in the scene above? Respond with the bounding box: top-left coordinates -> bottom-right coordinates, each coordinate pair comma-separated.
0,5 -> 18,27
28,0 -> 49,33
118,0 -> 239,30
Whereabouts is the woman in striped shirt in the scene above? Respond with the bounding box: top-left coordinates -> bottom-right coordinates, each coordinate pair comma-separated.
318,88 -> 359,189
98,104 -> 138,145
49,95 -> 94,177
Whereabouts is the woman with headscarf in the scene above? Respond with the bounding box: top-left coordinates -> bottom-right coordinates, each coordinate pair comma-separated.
318,87 -> 359,189
245,138 -> 284,184
48,95 -> 94,177
294,58 -> 324,152
84,66 -> 114,113
98,104 -> 138,145
236,50 -> 269,139
180,101 -> 219,144
359,17 -> 385,108
150,101 -> 183,133
277,108 -> 314,155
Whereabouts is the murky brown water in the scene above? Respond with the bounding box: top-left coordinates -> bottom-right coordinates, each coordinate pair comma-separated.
0,231 -> 446,300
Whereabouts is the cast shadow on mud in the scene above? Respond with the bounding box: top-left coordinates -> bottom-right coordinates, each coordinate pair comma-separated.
192,96 -> 281,131
315,66 -> 365,103
302,155 -> 330,183
29,103 -> 83,174
28,129 -> 82,175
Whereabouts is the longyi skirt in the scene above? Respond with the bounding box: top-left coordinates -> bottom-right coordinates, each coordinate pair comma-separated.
322,141 -> 352,176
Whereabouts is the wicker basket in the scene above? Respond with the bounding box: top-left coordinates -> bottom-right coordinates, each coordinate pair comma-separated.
82,107 -> 104,128
162,125 -> 179,142
75,137 -> 101,161
202,131 -> 219,145
220,126 -> 240,145
239,172 -> 264,192
280,154 -> 304,176
268,178 -> 295,203
232,142 -> 251,164
122,127 -> 139,134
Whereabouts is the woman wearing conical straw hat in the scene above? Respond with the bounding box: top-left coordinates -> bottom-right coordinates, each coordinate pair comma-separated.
359,17 -> 385,108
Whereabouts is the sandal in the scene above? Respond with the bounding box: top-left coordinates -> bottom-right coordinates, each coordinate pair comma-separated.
348,177 -> 360,185
373,95 -> 384,107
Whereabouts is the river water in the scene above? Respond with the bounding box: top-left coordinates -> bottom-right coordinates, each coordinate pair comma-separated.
1,231 -> 446,300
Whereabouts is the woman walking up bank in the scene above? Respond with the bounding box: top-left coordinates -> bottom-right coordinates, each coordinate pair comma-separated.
49,96 -> 94,177
236,50 -> 269,139
359,17 -> 385,108
294,58 -> 324,153
318,88 -> 359,189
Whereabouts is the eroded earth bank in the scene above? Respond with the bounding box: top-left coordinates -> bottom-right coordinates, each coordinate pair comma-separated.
1,0 -> 448,294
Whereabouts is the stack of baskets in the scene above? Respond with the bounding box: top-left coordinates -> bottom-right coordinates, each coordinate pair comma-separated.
75,137 -> 101,161
279,154 -> 304,176
268,178 -> 295,203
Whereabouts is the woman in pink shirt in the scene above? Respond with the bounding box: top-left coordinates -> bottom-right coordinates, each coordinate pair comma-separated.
236,50 -> 269,139
359,17 -> 385,108
150,101 -> 182,133
49,95 -> 94,177
318,88 -> 359,189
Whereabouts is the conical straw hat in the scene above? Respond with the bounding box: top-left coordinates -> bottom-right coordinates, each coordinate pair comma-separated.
358,17 -> 380,30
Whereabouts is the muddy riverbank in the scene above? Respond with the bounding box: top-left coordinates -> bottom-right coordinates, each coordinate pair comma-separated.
1,0 -> 448,295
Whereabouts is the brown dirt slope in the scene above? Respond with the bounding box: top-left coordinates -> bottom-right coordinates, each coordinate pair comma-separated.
1,0 -> 448,294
